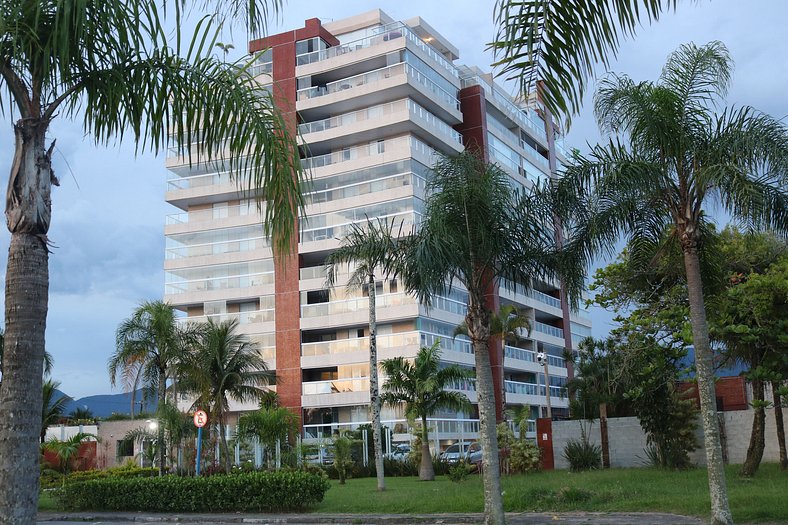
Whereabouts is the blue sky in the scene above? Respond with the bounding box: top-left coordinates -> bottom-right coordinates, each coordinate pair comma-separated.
1,0 -> 785,398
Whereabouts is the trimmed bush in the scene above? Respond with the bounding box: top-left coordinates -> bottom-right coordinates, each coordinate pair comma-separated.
58,470 -> 330,512
40,466 -> 157,489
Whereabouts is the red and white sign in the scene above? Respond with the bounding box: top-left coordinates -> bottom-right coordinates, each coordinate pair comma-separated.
193,410 -> 208,428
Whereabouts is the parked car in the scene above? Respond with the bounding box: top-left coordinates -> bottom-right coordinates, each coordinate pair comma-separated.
386,443 -> 411,462
440,442 -> 470,464
466,442 -> 483,465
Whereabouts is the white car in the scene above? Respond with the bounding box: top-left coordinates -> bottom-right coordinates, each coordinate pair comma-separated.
387,443 -> 411,462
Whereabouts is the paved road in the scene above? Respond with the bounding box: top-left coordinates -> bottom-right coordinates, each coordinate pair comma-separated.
38,512 -> 705,525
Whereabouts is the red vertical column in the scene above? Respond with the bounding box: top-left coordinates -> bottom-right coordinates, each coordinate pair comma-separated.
456,85 -> 505,423
536,418 -> 554,470
249,20 -> 339,424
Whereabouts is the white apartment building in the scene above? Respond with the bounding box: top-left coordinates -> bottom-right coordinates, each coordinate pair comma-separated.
164,9 -> 592,446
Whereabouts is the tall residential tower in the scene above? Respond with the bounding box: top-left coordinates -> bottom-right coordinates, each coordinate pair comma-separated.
165,9 -> 591,445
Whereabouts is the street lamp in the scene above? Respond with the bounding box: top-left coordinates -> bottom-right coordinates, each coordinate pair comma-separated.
536,347 -> 552,420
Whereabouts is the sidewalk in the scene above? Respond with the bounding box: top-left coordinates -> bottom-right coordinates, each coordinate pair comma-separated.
38,511 -> 704,524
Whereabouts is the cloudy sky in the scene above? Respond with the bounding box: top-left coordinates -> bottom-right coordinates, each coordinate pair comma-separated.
1,0 -> 785,399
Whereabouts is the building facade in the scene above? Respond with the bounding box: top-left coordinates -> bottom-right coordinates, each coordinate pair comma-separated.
164,9 -> 591,444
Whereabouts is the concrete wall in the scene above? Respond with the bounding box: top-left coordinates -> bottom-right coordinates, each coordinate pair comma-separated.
96,420 -> 152,469
550,408 -> 784,469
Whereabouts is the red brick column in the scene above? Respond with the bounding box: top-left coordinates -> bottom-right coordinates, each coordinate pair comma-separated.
536,417 -> 554,470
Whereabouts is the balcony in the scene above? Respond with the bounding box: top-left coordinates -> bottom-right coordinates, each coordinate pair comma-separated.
295,21 -> 458,80
302,378 -> 369,395
533,321 -> 564,339
165,236 -> 269,260
301,292 -> 417,318
296,62 -> 459,113
166,203 -> 258,225
301,331 -> 420,358
505,380 -> 565,399
165,271 -> 273,295
300,210 -> 419,245
179,308 -> 274,326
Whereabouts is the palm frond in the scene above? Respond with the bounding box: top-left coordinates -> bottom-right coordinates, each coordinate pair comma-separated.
492,0 -> 676,126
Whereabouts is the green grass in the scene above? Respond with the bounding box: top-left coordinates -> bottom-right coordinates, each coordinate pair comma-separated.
314,464 -> 788,523
39,464 -> 787,522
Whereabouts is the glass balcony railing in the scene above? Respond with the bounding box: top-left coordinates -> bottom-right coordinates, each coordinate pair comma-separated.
498,279 -> 562,309
298,100 -> 407,135
165,237 -> 269,259
407,99 -> 462,144
421,332 -> 472,355
295,21 -> 458,79
301,292 -> 416,318
533,321 -> 564,339
179,308 -> 275,326
504,345 -> 565,368
505,380 -> 565,399
301,331 -> 420,357
300,210 -> 419,244
299,265 -> 327,281
296,62 -> 459,111
300,135 -> 410,171
165,272 -> 274,295
307,172 -> 426,206
302,378 -> 370,395
166,203 -> 258,225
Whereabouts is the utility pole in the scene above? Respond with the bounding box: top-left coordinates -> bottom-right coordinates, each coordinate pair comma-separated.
537,348 -> 552,419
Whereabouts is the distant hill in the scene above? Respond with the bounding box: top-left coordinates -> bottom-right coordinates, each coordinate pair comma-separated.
59,389 -> 157,418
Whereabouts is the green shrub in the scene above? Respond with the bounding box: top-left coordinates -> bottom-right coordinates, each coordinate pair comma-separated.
509,439 -> 541,473
447,461 -> 473,483
563,436 -> 601,472
40,466 -> 157,489
57,470 -> 330,512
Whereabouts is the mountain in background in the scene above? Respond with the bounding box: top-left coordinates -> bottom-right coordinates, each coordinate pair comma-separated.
58,388 -> 157,418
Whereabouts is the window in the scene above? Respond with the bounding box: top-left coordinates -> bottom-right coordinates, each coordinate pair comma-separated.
341,147 -> 352,161
116,439 -> 134,458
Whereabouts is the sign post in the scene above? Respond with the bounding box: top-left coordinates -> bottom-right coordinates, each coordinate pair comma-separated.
193,410 -> 208,476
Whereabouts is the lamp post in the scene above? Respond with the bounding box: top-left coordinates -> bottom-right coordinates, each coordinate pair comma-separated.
536,350 -> 552,419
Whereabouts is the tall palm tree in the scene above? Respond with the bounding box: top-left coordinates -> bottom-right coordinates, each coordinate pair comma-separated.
41,379 -> 71,444
401,152 -> 580,525
551,42 -> 788,525
324,218 -> 407,492
492,0 -> 677,125
0,1 -> 303,521
179,318 -> 271,472
0,328 -> 54,378
381,342 -> 473,481
110,301 -> 188,475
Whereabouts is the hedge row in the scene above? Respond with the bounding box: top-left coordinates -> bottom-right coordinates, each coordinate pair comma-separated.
41,466 -> 158,489
58,470 -> 330,512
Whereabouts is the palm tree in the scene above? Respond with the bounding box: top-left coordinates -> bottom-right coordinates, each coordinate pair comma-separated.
237,406 -> 298,468
0,1 -> 303,521
68,407 -> 94,424
324,218 -> 407,492
0,328 -> 54,378
110,301 -> 190,475
179,318 -> 271,472
41,379 -> 71,444
42,432 -> 96,482
492,0 -> 677,125
381,342 -> 473,481
551,42 -> 788,525
400,152 -> 580,524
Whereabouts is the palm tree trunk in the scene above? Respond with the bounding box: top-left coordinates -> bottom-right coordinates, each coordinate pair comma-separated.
599,403 -> 610,468
0,118 -> 53,525
772,381 -> 787,470
683,247 -> 733,525
218,411 -> 231,473
157,368 -> 166,476
368,274 -> 386,491
420,414 -> 435,481
468,298 -> 505,525
741,375 -> 765,476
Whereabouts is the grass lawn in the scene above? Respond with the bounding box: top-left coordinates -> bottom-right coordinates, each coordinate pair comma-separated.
315,464 -> 787,523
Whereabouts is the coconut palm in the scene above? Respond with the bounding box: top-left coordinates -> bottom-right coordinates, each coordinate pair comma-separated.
381,342 -> 473,481
454,304 -> 531,345
41,379 -> 71,444
324,217 -> 407,492
492,0 -> 677,125
179,318 -> 271,472
0,1 -> 303,521
400,152 -> 580,525
551,42 -> 788,525
110,301 -> 190,475
0,328 -> 54,378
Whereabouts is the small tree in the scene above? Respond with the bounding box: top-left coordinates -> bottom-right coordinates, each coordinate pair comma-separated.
237,406 -> 298,468
381,342 -> 473,481
41,379 -> 71,444
332,434 -> 356,485
42,432 -> 96,483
